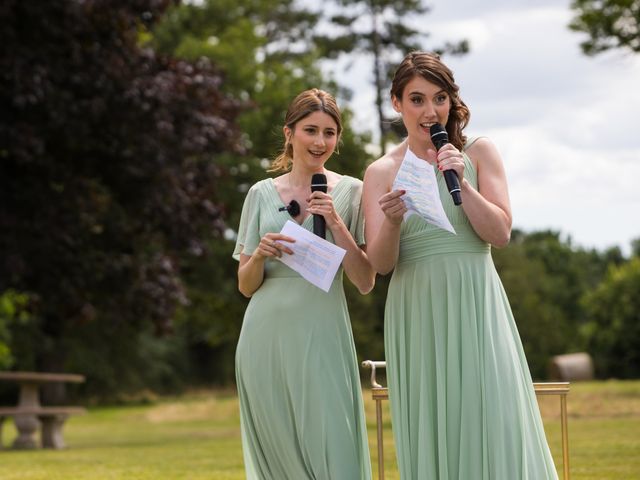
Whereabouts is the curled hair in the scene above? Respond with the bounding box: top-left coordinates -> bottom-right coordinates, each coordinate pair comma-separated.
269,88 -> 343,173
390,51 -> 470,150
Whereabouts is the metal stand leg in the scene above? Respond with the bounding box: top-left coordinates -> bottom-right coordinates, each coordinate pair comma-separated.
561,394 -> 570,480
376,398 -> 384,480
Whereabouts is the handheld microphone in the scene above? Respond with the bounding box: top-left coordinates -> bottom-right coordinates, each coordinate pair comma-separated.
310,173 -> 327,239
429,123 -> 462,206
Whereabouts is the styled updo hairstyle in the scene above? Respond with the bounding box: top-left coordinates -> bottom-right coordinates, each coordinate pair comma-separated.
390,51 -> 470,150
269,88 -> 343,173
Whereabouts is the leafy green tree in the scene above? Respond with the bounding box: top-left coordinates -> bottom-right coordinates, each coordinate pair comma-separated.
492,231 -> 573,378
582,257 -> 640,378
0,0 -> 242,397
569,0 -> 640,55
492,230 -> 618,378
0,291 -> 32,370
315,0 -> 469,153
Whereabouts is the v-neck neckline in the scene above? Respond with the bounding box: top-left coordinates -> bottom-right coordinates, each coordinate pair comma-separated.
268,176 -> 348,227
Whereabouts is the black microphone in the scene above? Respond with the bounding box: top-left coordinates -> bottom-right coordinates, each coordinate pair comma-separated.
310,173 -> 327,239
429,123 -> 462,206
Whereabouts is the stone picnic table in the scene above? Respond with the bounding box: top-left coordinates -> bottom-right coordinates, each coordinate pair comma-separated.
0,371 -> 86,449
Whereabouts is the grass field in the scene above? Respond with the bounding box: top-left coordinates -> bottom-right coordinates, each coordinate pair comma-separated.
0,381 -> 638,479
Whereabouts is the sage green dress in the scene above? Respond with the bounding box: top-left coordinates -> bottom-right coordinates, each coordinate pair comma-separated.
233,176 -> 372,480
385,140 -> 558,479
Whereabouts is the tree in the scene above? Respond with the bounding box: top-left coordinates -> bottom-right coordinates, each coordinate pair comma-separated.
582,257 -> 640,378
569,0 -> 640,55
0,0 -> 242,396
631,237 -> 640,257
492,231 -> 576,378
315,0 -> 469,153
492,230 -> 619,379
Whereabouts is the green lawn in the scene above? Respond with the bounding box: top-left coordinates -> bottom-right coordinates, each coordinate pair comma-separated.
0,381 -> 638,479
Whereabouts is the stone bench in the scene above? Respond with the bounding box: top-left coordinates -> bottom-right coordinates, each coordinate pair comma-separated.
0,406 -> 86,449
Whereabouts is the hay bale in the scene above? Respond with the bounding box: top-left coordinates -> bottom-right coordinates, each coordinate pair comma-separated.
549,352 -> 594,381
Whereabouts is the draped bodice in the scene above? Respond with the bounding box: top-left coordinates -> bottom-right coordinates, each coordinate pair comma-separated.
397,148 -> 490,264
233,175 -> 366,281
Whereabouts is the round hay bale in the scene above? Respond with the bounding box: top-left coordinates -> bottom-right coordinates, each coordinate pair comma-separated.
549,352 -> 594,381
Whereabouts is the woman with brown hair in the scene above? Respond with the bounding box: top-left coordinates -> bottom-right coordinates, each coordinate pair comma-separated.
234,88 -> 373,479
363,52 -> 558,479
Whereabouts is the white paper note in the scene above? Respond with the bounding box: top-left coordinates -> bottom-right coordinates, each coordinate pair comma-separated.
275,220 -> 347,292
392,147 -> 456,234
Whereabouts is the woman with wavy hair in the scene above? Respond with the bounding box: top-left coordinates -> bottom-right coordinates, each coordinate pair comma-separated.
363,52 -> 558,479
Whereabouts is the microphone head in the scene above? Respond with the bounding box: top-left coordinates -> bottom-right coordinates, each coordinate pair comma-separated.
429,123 -> 449,151
311,173 -> 328,193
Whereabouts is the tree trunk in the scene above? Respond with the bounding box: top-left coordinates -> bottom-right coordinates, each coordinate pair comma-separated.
371,6 -> 386,155
38,340 -> 68,406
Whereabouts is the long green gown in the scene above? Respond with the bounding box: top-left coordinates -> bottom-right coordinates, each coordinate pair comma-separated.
233,176 -> 372,480
385,141 -> 558,479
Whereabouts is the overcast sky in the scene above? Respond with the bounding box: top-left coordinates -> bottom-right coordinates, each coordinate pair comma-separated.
326,0 -> 640,255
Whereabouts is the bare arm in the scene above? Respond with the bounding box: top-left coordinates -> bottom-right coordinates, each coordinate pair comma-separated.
437,137 -> 512,247
329,219 -> 375,294
459,138 -> 512,247
237,233 -> 295,297
362,161 -> 407,275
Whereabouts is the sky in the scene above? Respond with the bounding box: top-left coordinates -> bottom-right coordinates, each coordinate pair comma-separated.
325,0 -> 640,255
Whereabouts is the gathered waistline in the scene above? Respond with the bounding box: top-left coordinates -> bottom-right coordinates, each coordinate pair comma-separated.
264,269 -> 344,280
397,230 -> 490,264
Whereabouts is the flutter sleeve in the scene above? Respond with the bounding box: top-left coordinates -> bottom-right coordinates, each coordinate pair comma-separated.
348,177 -> 366,247
232,183 -> 261,261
